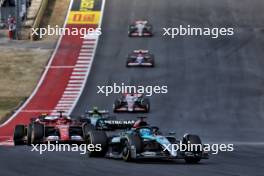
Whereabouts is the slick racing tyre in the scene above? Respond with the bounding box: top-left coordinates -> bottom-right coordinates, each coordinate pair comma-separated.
113,99 -> 121,112
149,54 -> 155,67
107,115 -> 117,120
86,131 -> 108,157
141,98 -> 150,112
122,140 -> 132,161
126,58 -> 134,67
183,134 -> 202,164
122,135 -> 142,162
145,24 -> 153,31
31,123 -> 44,144
27,124 -> 32,145
83,123 -> 95,139
150,59 -> 155,67
13,125 -> 26,145
128,25 -> 136,36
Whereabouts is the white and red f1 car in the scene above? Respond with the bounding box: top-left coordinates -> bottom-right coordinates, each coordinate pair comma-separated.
128,20 -> 153,37
126,49 -> 155,67
113,93 -> 150,113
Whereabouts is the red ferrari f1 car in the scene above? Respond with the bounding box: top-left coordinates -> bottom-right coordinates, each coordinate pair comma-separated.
13,111 -> 86,145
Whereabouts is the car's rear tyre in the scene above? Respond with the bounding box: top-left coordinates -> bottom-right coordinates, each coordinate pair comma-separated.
13,125 -> 25,145
79,116 -> 91,124
183,134 -> 202,164
83,123 -> 95,138
146,24 -> 153,31
149,54 -> 155,67
126,58 -> 134,67
27,124 -> 32,145
126,61 -> 131,67
86,131 -> 108,157
107,115 -> 117,120
113,99 -> 121,112
150,59 -> 155,67
129,25 -> 136,30
128,25 -> 136,36
31,123 -> 44,144
142,98 -> 150,112
166,136 -> 177,144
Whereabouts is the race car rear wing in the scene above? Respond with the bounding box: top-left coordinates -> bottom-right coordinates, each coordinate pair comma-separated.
85,110 -> 109,114
96,119 -> 136,130
134,49 -> 149,53
97,117 -> 148,130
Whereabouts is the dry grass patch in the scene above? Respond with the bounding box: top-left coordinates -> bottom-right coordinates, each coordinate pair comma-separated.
0,0 -> 71,122
0,48 -> 52,121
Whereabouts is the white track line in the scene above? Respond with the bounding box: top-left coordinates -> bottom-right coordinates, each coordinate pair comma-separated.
80,49 -> 93,52
75,64 -> 90,67
67,83 -> 82,86
73,68 -> 88,71
76,60 -> 90,64
70,75 -> 86,78
78,56 -> 91,59
69,80 -> 84,83
79,53 -> 92,56
72,72 -> 87,75
83,41 -> 95,44
68,0 -> 106,115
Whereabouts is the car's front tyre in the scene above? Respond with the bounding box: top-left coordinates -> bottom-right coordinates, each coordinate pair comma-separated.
183,134 -> 202,164
13,125 -> 26,145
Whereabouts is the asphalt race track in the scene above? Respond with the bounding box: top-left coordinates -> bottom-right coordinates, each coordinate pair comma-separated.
1,0 -> 264,175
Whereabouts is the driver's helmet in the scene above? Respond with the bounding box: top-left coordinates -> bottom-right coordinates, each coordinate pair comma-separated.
39,113 -> 48,118
138,53 -> 143,57
92,107 -> 99,113
139,128 -> 153,136
92,107 -> 102,117
57,117 -> 68,124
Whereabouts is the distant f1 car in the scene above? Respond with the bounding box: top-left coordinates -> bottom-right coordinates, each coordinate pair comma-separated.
128,20 -> 153,37
113,93 -> 150,113
85,117 -> 209,163
126,50 -> 155,67
13,111 -> 86,145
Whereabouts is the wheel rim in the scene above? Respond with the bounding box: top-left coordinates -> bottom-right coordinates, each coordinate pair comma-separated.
31,129 -> 35,144
86,135 -> 92,155
122,143 -> 129,159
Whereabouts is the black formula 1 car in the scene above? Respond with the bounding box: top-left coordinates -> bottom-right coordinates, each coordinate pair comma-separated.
13,111 -> 86,145
113,93 -> 150,113
128,20 -> 153,37
126,50 -> 155,67
80,108 -> 135,131
85,117 -> 209,163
